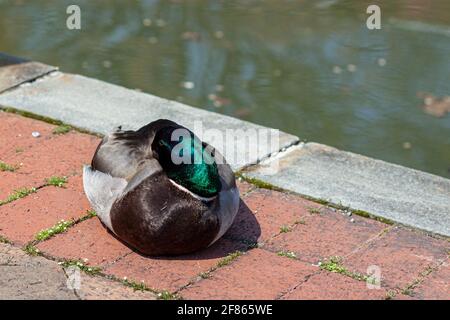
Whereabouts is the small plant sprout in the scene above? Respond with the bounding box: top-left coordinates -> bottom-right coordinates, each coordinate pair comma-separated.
0,235 -> 11,244
199,272 -> 210,279
0,161 -> 18,172
52,124 -> 72,135
85,210 -> 97,218
0,187 -> 37,206
385,290 -> 397,300
279,225 -> 291,233
277,250 -> 297,259
217,251 -> 243,268
308,207 -> 321,214
23,244 -> 41,256
319,256 -> 369,282
36,220 -> 74,241
157,291 -> 179,300
45,176 -> 68,188
61,259 -> 101,275
122,278 -> 148,292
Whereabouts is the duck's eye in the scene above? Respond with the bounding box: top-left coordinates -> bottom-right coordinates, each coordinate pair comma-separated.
159,140 -> 164,146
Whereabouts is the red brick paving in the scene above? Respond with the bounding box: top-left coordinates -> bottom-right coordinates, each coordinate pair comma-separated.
280,271 -> 387,300
180,249 -> 317,300
0,111 -> 55,159
224,188 -> 322,243
36,217 -> 132,266
0,171 -> 37,200
235,180 -> 255,196
265,211 -> 387,264
0,183 -> 90,245
3,131 -> 99,179
410,261 -> 449,300
343,227 -> 449,290
1,112 -> 449,300
104,239 -> 248,292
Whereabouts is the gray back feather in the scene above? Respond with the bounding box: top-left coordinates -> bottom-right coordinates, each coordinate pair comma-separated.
83,165 -> 127,232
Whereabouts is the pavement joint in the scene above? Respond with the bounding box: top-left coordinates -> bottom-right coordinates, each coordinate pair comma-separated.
399,258 -> 446,297
173,247 -> 257,295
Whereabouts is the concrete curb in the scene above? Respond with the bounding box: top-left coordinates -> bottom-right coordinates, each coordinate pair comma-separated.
0,53 -> 57,93
0,53 -> 449,237
244,143 -> 450,237
0,70 -> 298,171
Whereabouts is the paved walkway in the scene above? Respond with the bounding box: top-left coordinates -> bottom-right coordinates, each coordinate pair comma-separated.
0,111 -> 448,300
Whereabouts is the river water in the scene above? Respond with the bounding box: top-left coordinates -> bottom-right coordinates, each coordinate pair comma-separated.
1,0 -> 449,177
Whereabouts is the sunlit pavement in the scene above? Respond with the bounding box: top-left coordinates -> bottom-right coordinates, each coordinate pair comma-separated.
0,111 -> 448,300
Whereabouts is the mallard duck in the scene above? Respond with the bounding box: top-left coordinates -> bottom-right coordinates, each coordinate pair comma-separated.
83,119 -> 240,256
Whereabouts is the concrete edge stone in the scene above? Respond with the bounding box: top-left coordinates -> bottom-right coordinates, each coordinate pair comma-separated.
0,68 -> 298,171
0,52 -> 58,93
244,142 -> 450,237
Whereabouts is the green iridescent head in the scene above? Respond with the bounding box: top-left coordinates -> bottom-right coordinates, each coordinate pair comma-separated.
152,126 -> 221,198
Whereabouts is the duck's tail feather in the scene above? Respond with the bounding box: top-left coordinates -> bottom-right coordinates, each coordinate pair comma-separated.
82,165 -> 127,232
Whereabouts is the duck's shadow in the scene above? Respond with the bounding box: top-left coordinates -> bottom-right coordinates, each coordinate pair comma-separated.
107,199 -> 260,261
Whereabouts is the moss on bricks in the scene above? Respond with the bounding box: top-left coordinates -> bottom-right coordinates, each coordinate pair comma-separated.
234,172 -> 283,191
0,106 -> 103,138
0,161 -> 18,172
45,176 -> 68,188
60,259 -> 102,276
0,235 -> 11,244
198,272 -> 211,279
277,250 -> 297,259
79,210 -> 97,222
23,243 -> 41,256
0,187 -> 37,206
351,209 -> 395,225
31,211 -> 96,244
121,278 -> 148,292
52,124 -> 72,135
401,265 -> 436,296
35,219 -> 75,242
216,251 -> 243,268
279,225 -> 292,233
157,290 -> 181,300
385,289 -> 397,300
120,277 -> 180,299
307,207 -> 321,215
319,256 -> 369,282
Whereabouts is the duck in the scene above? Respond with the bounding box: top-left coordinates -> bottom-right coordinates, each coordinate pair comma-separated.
83,119 -> 240,256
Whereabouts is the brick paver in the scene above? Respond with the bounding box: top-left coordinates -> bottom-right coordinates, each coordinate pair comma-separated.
0,183 -> 90,244
343,227 -> 449,290
104,239 -> 248,292
265,210 -> 387,264
1,112 -> 449,300
280,271 -> 387,300
36,217 -> 133,266
180,249 -> 317,299
412,261 -> 449,299
224,188 -> 322,243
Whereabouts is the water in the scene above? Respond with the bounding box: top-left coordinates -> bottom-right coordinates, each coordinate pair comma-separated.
1,0 -> 450,178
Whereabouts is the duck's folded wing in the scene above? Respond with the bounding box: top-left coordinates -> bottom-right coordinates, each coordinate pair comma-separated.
83,165 -> 127,232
